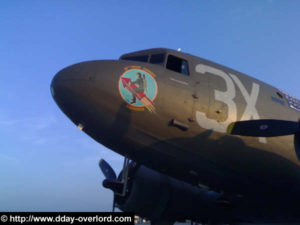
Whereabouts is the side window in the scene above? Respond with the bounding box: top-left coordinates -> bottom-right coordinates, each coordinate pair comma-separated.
166,55 -> 189,75
281,91 -> 300,112
150,54 -> 165,65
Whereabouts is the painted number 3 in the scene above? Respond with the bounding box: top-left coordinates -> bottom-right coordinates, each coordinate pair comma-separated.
195,64 -> 266,144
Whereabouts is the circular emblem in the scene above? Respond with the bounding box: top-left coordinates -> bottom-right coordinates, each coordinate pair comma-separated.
118,68 -> 158,112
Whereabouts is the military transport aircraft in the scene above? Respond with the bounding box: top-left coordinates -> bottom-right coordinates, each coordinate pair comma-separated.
51,48 -> 300,225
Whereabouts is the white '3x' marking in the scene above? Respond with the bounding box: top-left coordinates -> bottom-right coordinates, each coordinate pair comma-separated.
195,64 -> 266,143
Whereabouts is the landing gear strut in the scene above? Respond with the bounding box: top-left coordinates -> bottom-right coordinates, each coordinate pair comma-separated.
115,156 -> 130,197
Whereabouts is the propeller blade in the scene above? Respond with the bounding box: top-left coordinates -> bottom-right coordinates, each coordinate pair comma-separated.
98,159 -> 121,213
103,179 -> 124,193
227,119 -> 300,137
99,159 -> 117,180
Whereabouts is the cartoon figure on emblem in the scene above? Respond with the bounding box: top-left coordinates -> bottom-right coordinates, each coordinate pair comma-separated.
129,72 -> 146,104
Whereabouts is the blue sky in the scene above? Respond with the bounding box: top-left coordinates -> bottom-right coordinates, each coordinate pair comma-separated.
1,1 -> 300,211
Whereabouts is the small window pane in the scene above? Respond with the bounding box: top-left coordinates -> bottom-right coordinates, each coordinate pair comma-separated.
121,55 -> 149,62
181,60 -> 189,75
166,55 -> 189,75
150,54 -> 165,64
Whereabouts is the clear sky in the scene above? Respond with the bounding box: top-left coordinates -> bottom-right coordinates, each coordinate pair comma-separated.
1,0 -> 300,211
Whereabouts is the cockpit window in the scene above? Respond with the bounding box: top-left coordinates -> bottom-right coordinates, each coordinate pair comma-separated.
150,54 -> 165,65
121,55 -> 149,62
166,55 -> 189,75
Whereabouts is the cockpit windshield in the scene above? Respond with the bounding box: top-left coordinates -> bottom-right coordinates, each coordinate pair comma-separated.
120,51 -> 189,76
120,53 -> 166,66
149,54 -> 165,65
121,55 -> 149,62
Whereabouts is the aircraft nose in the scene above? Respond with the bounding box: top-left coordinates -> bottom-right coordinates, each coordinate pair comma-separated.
51,66 -> 81,102
50,61 -> 98,127
51,62 -> 89,97
50,60 -> 124,130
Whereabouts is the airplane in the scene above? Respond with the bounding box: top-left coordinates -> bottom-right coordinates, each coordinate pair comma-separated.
50,48 -> 300,225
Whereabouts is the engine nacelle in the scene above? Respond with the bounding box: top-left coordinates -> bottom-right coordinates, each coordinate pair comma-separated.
114,164 -> 230,223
